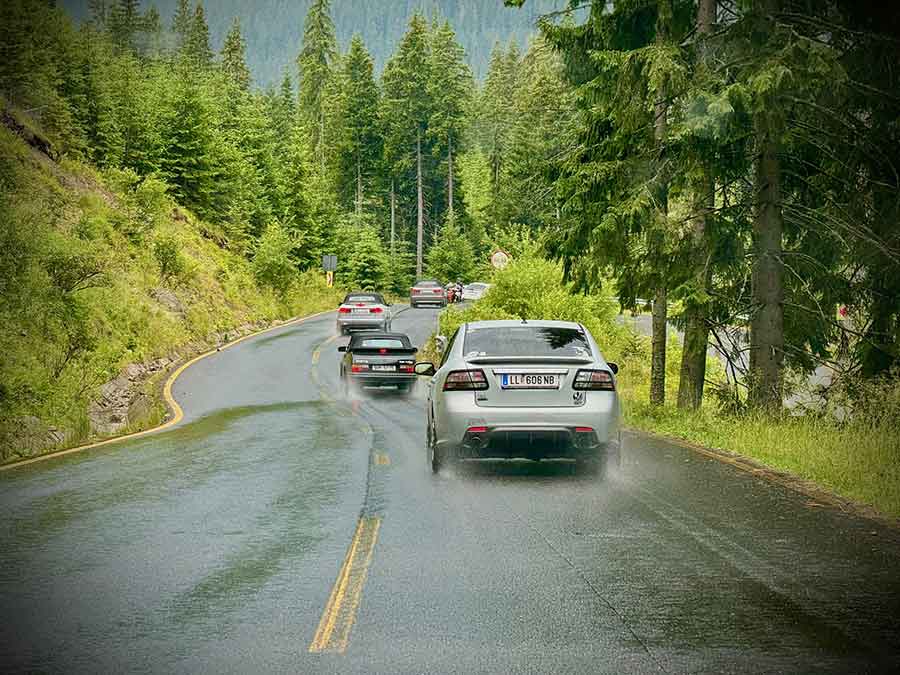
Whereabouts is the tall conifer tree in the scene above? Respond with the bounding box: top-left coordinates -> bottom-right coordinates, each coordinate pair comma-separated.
336,35 -> 381,216
221,18 -> 251,91
297,0 -> 337,166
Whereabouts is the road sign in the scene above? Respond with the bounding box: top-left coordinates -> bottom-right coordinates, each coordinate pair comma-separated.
490,249 -> 511,270
322,254 -> 337,272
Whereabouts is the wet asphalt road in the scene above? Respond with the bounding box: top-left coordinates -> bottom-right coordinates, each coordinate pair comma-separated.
2,307 -> 899,674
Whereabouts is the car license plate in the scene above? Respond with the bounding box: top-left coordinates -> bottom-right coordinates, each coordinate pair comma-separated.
500,373 -> 559,389
351,308 -> 368,313
371,364 -> 396,372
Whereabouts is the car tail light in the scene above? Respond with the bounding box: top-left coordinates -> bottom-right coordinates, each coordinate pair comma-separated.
399,360 -> 414,373
370,307 -> 383,313
466,426 -> 488,434
432,289 -> 442,294
338,307 -> 351,313
443,369 -> 489,391
351,364 -> 369,373
573,369 -> 615,391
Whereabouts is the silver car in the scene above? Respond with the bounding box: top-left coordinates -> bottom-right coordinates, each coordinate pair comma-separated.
336,292 -> 392,335
415,320 -> 621,473
410,280 -> 446,308
461,282 -> 490,301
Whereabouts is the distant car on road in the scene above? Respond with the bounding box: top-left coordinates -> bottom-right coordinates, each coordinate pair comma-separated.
339,332 -> 418,394
414,319 -> 620,473
336,292 -> 392,335
461,282 -> 490,301
410,280 -> 446,308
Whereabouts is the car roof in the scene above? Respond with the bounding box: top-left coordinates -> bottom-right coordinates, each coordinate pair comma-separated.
348,332 -> 410,343
344,291 -> 383,299
462,319 -> 583,330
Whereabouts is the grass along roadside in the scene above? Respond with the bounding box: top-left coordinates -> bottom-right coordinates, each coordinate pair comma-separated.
623,398 -> 900,519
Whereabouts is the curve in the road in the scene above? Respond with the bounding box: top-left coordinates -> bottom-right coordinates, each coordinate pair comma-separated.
0,309 -> 335,473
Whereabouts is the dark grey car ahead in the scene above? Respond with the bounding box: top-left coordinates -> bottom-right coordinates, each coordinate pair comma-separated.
338,332 -> 418,394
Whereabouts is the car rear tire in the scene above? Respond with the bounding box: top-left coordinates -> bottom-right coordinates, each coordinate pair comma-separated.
427,424 -> 442,473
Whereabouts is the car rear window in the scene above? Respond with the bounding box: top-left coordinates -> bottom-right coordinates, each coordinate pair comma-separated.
353,338 -> 410,350
414,280 -> 440,287
463,326 -> 592,358
346,295 -> 378,303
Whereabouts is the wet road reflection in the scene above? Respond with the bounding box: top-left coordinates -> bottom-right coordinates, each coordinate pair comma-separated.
2,308 -> 899,674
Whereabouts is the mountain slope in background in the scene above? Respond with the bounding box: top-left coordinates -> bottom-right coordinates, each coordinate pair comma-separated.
61,0 -> 573,87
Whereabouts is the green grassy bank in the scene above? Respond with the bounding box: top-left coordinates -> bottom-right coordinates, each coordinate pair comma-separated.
0,116 -> 342,463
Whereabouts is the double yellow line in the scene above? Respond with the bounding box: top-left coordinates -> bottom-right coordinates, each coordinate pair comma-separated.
308,332 -> 386,654
309,516 -> 382,653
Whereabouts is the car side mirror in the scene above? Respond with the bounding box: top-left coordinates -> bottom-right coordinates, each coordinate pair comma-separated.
337,346 -> 347,352
607,362 -> 619,375
435,335 -> 448,352
414,362 -> 436,377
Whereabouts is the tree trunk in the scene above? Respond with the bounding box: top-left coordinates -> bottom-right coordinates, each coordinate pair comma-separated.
390,179 -> 396,258
677,1 -> 716,410
697,0 -> 716,32
448,134 -> 454,221
650,287 -> 668,406
677,179 -> 713,410
416,128 -> 424,277
748,132 -> 784,410
649,4 -> 670,407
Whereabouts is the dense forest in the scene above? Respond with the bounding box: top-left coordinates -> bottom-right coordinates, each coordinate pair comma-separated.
1,0 -> 899,502
60,0 -> 572,85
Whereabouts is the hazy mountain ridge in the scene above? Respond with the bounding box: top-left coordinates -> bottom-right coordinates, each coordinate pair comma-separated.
61,0 -> 571,87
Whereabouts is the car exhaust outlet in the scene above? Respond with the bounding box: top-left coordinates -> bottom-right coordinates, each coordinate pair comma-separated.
465,426 -> 488,449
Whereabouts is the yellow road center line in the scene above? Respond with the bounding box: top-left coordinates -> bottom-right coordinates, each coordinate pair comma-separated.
308,516 -> 381,654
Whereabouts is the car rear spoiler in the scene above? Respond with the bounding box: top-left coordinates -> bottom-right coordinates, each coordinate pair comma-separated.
465,355 -> 593,365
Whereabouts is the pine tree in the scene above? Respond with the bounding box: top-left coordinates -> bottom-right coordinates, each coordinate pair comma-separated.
108,0 -> 140,52
336,35 -> 381,215
478,41 -> 520,228
221,18 -> 251,91
185,3 -> 213,68
171,0 -> 191,52
506,35 -> 572,227
138,6 -> 163,57
280,124 -> 329,268
426,215 -> 475,283
157,63 -> 219,218
269,69 -> 296,152
88,0 -> 109,29
381,13 -> 433,276
427,20 -> 472,221
296,0 -> 337,165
